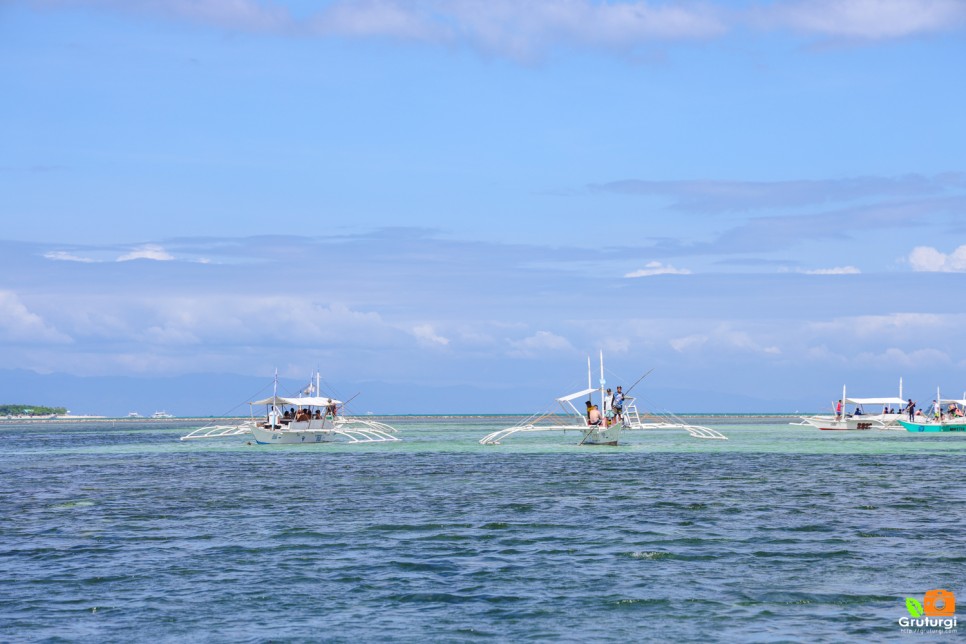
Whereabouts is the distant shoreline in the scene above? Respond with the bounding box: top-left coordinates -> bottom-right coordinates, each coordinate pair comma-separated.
0,416 -> 226,424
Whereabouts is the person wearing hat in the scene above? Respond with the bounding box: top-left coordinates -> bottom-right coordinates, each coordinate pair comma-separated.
613,385 -> 625,425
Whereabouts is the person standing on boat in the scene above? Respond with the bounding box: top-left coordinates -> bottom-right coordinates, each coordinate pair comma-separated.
586,400 -> 602,426
603,388 -> 615,427
835,399 -> 843,420
613,386 -> 625,425
325,399 -> 338,420
905,399 -> 916,421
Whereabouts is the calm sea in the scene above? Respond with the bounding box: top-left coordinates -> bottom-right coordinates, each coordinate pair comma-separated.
1,416 -> 963,642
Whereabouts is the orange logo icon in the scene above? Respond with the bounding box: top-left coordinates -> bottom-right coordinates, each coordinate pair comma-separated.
923,589 -> 955,617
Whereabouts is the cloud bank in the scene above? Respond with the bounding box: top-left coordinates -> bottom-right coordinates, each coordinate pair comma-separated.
592,174 -> 966,213
30,1 -> 966,61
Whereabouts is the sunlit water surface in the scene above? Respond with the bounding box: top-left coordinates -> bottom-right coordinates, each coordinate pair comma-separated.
1,416 -> 963,642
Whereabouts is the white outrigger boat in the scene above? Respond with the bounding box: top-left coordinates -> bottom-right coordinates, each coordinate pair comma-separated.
181,372 -> 399,444
898,388 -> 966,433
480,353 -> 727,445
797,381 -> 906,431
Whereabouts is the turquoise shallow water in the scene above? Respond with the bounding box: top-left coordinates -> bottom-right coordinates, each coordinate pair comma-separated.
1,416 -> 964,642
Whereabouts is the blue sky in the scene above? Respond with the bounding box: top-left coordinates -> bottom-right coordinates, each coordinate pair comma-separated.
2,0 -> 965,414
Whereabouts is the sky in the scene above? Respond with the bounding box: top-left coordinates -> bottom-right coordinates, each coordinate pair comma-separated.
1,0 -> 965,415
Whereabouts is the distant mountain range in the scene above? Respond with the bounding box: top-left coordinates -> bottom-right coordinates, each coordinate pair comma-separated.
0,369 -> 811,417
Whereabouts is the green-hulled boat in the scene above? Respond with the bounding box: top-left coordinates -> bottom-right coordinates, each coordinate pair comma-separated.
898,390 -> 966,432
899,419 -> 966,433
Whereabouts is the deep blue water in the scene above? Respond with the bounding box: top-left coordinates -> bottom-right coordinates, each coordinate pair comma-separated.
1,417 -> 964,642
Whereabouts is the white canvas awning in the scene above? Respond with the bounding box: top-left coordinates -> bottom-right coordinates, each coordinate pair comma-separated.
250,396 -> 342,407
556,387 -> 598,403
845,397 -> 906,406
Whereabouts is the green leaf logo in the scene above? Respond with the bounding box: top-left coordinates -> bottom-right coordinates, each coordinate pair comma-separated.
906,597 -> 924,617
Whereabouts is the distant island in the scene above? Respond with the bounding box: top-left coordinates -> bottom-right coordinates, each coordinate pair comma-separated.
1,404 -> 68,416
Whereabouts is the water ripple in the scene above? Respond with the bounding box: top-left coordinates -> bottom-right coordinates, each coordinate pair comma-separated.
1,420 -> 964,641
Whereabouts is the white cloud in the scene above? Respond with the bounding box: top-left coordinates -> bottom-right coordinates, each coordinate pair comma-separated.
312,1 -> 448,41
313,0 -> 726,59
801,266 -> 860,275
37,0 -> 966,64
803,314 -> 959,353
509,330 -> 573,356
45,295 -> 399,350
592,174 -> 966,212
908,245 -> 966,272
668,326 -> 781,356
0,291 -> 72,343
142,325 -> 202,345
670,334 -> 707,352
600,336 -> 631,354
43,251 -> 98,263
716,328 -> 781,355
625,261 -> 692,278
117,244 -> 175,262
79,0 -> 292,32
412,323 -> 450,346
854,346 -> 952,368
851,313 -> 948,333
762,0 -> 966,39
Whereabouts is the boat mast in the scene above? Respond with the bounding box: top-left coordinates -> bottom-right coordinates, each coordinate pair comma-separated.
272,368 -> 279,418
599,351 -> 606,411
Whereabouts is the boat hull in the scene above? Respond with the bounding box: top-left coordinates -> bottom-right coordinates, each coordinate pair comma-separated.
246,418 -> 399,445
250,424 -> 340,444
581,423 -> 622,445
800,414 -> 901,431
898,419 -> 966,433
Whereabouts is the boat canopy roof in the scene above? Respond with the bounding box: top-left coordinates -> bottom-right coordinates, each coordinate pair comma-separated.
940,398 -> 966,406
556,387 -> 598,403
250,395 -> 342,407
845,397 -> 906,406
